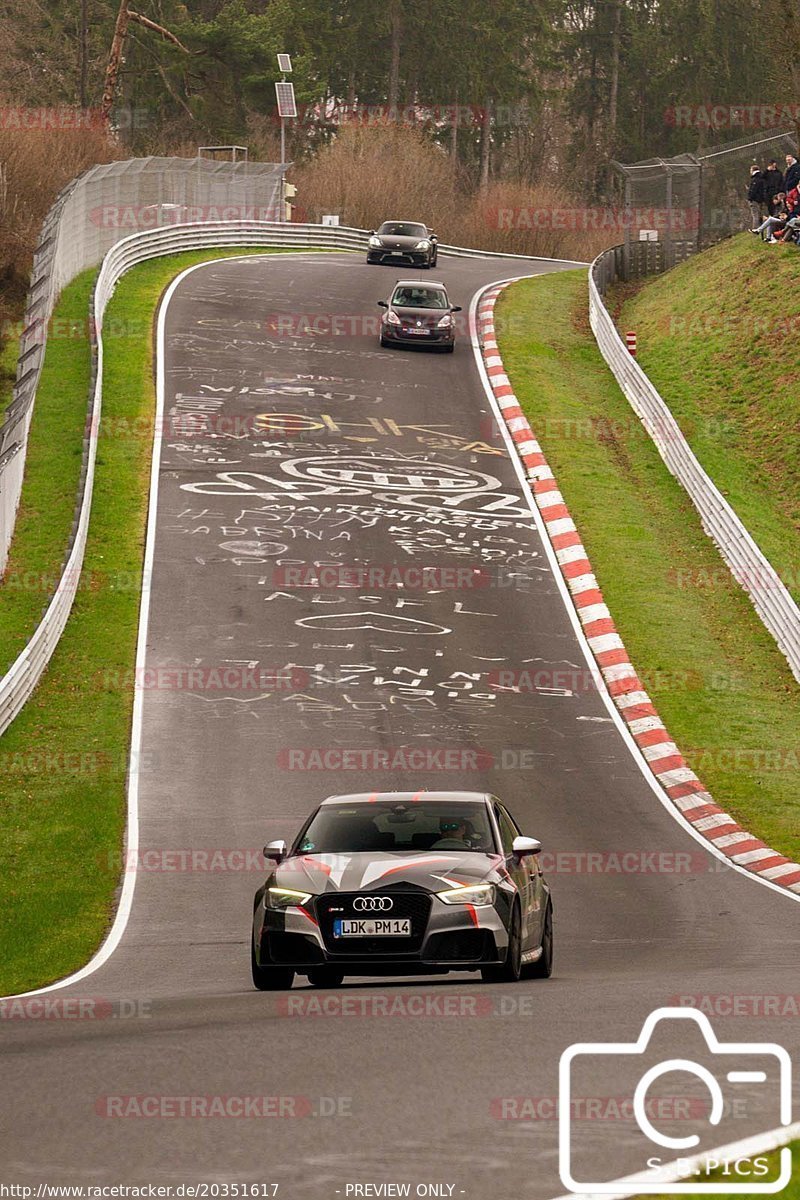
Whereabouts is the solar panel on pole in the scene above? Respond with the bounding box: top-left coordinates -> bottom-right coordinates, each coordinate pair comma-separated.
277,53 -> 292,74
275,82 -> 297,118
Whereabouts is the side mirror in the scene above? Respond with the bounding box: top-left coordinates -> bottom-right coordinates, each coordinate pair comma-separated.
264,839 -> 288,863
377,299 -> 388,308
451,305 -> 462,313
513,835 -> 542,858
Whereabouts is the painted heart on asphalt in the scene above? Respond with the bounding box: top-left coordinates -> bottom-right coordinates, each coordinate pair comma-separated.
295,611 -> 451,636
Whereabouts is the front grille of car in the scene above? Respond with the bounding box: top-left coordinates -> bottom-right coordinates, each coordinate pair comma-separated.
315,890 -> 432,955
400,320 -> 439,333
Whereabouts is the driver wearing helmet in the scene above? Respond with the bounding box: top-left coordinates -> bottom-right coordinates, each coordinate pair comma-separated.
432,817 -> 478,849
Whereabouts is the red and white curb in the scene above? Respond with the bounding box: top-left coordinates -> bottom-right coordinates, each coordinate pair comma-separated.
477,283 -> 800,897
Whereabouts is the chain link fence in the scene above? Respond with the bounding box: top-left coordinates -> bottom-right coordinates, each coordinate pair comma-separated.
0,156 -> 284,571
611,128 -> 799,279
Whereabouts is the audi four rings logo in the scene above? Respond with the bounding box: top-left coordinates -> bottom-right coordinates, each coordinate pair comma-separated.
353,896 -> 394,912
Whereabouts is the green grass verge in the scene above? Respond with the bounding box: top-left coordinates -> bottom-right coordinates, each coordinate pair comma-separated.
0,247 -> 320,995
497,271 -> 800,864
0,272 -> 97,676
634,1140 -> 798,1199
1,329 -> 17,416
615,234 -> 800,608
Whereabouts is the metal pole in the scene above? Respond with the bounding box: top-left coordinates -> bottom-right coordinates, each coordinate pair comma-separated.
280,116 -> 286,223
623,176 -> 631,280
664,162 -> 673,270
696,157 -> 704,252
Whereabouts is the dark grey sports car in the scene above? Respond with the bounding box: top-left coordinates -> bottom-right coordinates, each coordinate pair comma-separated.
366,220 -> 438,267
251,791 -> 553,990
378,280 -> 462,351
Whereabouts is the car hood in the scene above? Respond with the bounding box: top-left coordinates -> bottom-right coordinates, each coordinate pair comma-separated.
391,305 -> 448,323
272,851 -> 505,893
376,234 -> 426,248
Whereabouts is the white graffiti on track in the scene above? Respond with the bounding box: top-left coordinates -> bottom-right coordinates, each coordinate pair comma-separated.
294,612 -> 452,637
279,455 -> 502,493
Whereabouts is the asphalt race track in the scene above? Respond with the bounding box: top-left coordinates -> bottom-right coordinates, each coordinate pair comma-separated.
2,251 -> 798,1199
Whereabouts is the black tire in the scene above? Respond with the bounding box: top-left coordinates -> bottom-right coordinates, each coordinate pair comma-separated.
442,344 -> 455,354
379,335 -> 390,347
527,902 -> 553,979
481,903 -> 522,983
251,938 -> 295,991
308,967 -> 345,988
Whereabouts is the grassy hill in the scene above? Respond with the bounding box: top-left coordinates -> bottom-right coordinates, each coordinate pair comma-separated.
615,234 -> 800,607
497,268 -> 799,869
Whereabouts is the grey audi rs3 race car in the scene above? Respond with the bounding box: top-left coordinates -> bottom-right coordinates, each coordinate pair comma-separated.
251,791 -> 553,989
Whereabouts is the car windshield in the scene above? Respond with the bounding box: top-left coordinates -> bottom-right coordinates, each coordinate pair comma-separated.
379,222 -> 427,238
391,287 -> 448,310
294,800 -> 496,854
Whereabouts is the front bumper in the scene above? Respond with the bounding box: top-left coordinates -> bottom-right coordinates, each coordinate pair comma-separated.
255,890 -> 508,972
381,324 -> 455,347
367,249 -> 430,265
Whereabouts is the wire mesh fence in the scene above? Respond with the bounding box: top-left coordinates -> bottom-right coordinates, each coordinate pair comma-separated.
611,128 -> 799,279
0,156 -> 284,570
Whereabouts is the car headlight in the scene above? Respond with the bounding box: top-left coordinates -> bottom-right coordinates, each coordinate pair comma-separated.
437,314 -> 453,328
437,883 -> 495,907
385,309 -> 402,326
266,886 -> 313,909
369,236 -> 382,247
415,240 -> 431,250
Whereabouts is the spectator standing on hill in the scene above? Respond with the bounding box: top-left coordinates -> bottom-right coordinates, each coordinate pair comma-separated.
762,159 -> 784,211
747,165 -> 766,230
784,154 -> 800,194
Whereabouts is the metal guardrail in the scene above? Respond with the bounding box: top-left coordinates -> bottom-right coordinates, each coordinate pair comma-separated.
0,150 -> 583,574
0,218 -> 564,737
0,157 -> 287,573
589,246 -> 800,685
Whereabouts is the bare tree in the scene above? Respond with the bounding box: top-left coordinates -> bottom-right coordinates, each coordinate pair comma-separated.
79,0 -> 89,108
388,0 -> 402,111
102,0 -> 193,121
